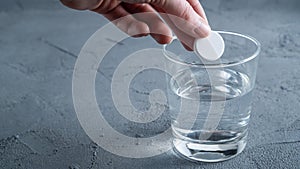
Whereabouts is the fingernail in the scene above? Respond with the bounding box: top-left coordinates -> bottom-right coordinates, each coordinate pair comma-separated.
194,24 -> 211,38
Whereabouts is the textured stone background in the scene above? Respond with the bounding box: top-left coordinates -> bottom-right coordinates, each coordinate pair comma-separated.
0,0 -> 300,168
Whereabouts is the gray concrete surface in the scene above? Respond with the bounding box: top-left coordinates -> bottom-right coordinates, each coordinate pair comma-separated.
0,0 -> 300,168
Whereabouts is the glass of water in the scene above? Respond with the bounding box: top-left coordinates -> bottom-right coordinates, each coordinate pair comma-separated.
163,31 -> 260,162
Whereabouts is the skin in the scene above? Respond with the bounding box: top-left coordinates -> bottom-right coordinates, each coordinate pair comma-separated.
60,0 -> 211,50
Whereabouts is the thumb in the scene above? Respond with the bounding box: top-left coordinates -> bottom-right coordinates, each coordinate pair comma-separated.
123,0 -> 211,38
155,0 -> 211,38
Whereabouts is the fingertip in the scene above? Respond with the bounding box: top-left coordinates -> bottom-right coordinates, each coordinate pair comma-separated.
194,23 -> 211,38
149,22 -> 173,44
128,22 -> 150,37
151,34 -> 173,44
182,42 -> 193,51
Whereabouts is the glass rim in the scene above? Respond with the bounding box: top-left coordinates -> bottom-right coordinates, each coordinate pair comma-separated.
163,31 -> 261,68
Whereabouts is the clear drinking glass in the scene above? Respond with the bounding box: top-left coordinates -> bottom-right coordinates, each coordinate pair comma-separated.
163,31 -> 260,162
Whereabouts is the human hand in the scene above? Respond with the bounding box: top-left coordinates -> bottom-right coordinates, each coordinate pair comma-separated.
60,0 -> 211,50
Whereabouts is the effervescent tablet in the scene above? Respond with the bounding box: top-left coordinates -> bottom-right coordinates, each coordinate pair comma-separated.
194,31 -> 225,61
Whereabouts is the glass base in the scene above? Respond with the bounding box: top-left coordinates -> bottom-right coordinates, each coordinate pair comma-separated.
172,136 -> 247,162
